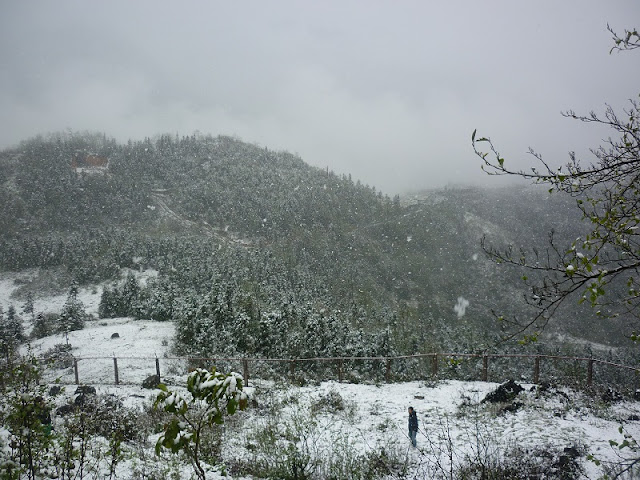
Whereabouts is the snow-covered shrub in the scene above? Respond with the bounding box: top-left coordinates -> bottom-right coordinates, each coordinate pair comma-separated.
237,403 -> 405,480
359,447 -> 409,479
44,392 -> 148,479
239,411 -> 317,480
455,443 -> 585,479
197,422 -> 225,468
414,392 -> 589,480
318,431 -> 408,480
129,444 -> 184,480
0,430 -> 21,480
30,312 -> 57,339
79,393 -> 140,442
0,354 -> 55,479
154,367 -> 247,480
42,342 -> 74,369
310,387 -> 346,414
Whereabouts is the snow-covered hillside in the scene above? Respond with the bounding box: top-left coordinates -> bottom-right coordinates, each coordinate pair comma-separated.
2,271 -> 640,479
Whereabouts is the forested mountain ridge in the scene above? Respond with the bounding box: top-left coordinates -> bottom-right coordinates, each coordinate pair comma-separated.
0,131 -> 621,358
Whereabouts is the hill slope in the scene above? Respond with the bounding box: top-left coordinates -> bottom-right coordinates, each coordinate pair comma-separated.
0,131 -> 625,356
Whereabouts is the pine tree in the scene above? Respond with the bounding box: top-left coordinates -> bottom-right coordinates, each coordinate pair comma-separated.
30,312 -> 52,340
22,291 -> 35,322
0,305 -> 24,360
0,307 -> 8,360
6,305 -> 25,343
98,285 -> 117,318
119,273 -> 141,317
58,281 -> 87,343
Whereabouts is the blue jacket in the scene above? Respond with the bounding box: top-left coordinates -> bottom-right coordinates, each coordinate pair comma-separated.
408,411 -> 418,432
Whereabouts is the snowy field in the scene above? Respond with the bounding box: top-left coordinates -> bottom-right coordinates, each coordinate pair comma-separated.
3,270 -> 640,478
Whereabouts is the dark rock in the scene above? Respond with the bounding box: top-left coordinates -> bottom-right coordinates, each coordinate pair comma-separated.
537,381 -> 555,393
142,374 -> 161,389
557,446 -> 581,472
602,387 -> 623,403
483,380 -> 524,403
534,382 -> 571,402
500,401 -> 524,414
563,446 -> 580,458
74,385 -> 97,408
75,385 -> 96,396
111,332 -> 120,339
56,404 -> 75,416
49,385 -> 63,396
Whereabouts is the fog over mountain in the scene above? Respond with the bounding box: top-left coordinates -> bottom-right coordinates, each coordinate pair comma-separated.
1,1 -> 639,193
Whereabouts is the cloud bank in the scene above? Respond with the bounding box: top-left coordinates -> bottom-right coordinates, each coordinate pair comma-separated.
1,1 -> 638,193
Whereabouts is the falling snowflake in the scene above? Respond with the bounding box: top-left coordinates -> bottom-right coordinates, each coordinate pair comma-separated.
454,297 -> 470,319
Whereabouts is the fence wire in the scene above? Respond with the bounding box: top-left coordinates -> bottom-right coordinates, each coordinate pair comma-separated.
36,353 -> 640,394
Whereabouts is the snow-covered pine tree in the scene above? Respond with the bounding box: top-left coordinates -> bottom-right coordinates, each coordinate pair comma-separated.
6,305 -> 25,344
30,312 -> 52,339
22,291 -> 35,322
98,285 -> 118,318
57,281 -> 87,343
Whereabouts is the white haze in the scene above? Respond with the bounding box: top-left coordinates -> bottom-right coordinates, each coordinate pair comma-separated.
0,1 -> 639,193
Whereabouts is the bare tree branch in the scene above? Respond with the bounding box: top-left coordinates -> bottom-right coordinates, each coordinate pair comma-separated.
471,26 -> 640,338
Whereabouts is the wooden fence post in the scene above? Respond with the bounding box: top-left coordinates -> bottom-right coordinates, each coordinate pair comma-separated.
243,358 -> 250,387
482,355 -> 488,382
52,354 -> 640,392
113,357 -> 120,385
113,357 -> 119,385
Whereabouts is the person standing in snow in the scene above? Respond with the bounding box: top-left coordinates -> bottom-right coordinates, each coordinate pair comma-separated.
408,406 -> 418,447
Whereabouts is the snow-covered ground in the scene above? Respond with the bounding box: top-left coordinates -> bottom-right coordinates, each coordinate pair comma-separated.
3,270 -> 640,478
28,316 -> 177,386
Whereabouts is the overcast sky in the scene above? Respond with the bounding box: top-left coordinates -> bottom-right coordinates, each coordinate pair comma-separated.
1,1 -> 638,194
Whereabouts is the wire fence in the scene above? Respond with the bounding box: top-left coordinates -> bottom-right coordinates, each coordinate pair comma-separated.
39,352 -> 640,394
